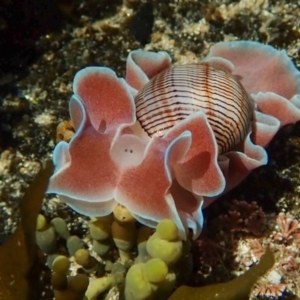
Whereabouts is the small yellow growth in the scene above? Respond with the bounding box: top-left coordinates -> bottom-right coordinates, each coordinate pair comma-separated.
74,249 -> 97,271
74,249 -> 90,266
85,275 -> 114,300
113,204 -> 135,223
144,258 -> 168,283
156,219 -> 178,241
89,215 -> 113,257
125,258 -> 171,300
135,226 -> 153,263
146,219 -> 183,266
89,216 -> 113,241
66,235 -> 84,256
50,217 -> 70,240
52,255 -> 70,274
54,274 -> 89,300
125,263 -> 152,300
51,255 -> 89,300
111,221 -> 136,250
92,239 -> 111,256
111,220 -> 137,262
36,214 -> 57,253
56,120 -> 74,143
36,214 -> 47,231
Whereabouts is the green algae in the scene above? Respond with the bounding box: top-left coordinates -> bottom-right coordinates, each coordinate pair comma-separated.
168,247 -> 275,300
0,160 -> 53,300
146,219 -> 183,266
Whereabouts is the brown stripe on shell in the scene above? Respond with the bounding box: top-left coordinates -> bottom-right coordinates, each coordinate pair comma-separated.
135,63 -> 253,154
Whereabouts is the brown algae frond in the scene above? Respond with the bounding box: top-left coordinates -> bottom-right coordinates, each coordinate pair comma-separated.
0,160 -> 53,300
168,247 -> 275,300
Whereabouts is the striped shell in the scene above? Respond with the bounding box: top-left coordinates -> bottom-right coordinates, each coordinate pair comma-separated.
135,63 -> 253,154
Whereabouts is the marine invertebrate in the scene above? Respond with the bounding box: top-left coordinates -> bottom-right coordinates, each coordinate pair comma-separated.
126,41 -> 300,205
47,67 -> 223,239
47,41 -> 300,240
